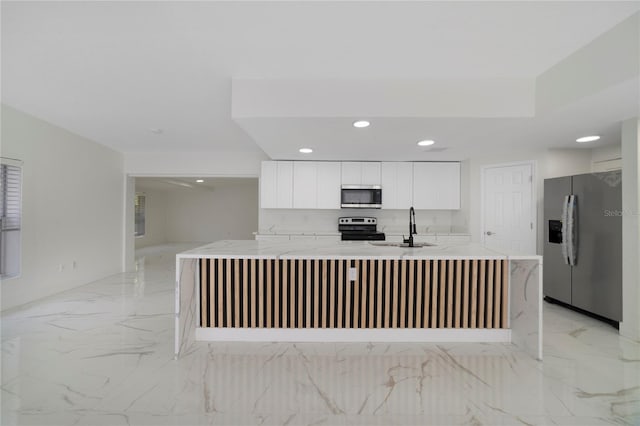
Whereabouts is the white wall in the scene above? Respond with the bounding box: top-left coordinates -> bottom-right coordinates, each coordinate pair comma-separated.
621,118 -> 640,341
162,180 -> 258,243
1,105 -> 124,311
133,187 -> 168,249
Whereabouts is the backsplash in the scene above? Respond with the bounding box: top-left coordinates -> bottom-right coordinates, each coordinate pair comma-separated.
259,209 -> 468,234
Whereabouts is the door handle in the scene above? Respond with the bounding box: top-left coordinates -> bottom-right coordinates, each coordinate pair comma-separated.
485,231 -> 494,236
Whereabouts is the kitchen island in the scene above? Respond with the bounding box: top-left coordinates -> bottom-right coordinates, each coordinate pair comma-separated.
176,240 -> 542,360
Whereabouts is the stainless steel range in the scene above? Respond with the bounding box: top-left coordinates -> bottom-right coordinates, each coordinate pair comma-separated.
338,217 -> 385,241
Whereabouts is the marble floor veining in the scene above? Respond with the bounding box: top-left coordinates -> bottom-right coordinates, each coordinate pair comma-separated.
2,244 -> 639,426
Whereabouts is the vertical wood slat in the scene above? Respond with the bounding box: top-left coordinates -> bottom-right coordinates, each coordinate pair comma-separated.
454,259 -> 462,328
290,260 -> 296,328
462,260 -> 470,328
439,260 -> 447,327
365,260 -> 373,329
314,260 -> 320,328
408,260 -> 415,328
384,260 -> 391,328
478,260 -> 486,328
392,260 -> 399,328
306,260 -> 312,328
234,260 -> 241,327
266,260 -> 272,328
337,261 -> 344,328
502,260 -> 509,328
431,260 -> 439,327
298,260 -> 304,328
243,259 -> 248,327
400,261 -> 407,328
353,260 -> 360,328
470,260 -> 478,328
250,259 -> 258,327
216,259 -> 224,327
321,260 -> 328,328
345,261 -> 352,328
282,260 -> 289,328
225,259 -> 232,327
329,261 -> 335,328
416,260 -> 423,328
377,261 -> 383,328
423,260 -> 430,328
446,259 -> 454,328
494,260 -> 502,328
258,260 -> 264,327
274,259 -> 280,328
210,260 -> 216,328
486,260 -> 494,328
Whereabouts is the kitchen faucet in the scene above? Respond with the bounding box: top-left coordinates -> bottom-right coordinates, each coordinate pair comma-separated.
403,206 -> 417,247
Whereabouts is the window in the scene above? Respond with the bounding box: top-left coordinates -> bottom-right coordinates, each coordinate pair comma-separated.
135,193 -> 146,237
1,158 -> 23,278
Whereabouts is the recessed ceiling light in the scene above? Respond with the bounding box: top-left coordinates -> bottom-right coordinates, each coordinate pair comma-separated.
149,128 -> 164,135
299,148 -> 313,154
196,179 -> 204,183
417,140 -> 435,147
576,135 -> 600,143
353,120 -> 370,128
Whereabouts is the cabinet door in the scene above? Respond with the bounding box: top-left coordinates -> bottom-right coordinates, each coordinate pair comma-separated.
316,162 -> 341,209
413,162 -> 460,210
395,162 -> 413,209
293,162 -> 317,208
260,161 -> 278,208
382,162 -> 412,209
361,162 -> 381,185
276,161 -> 293,208
341,162 -> 362,185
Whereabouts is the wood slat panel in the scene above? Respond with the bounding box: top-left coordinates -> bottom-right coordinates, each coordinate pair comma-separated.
377,261 -> 383,328
298,260 -> 304,327
431,260 -> 438,327
282,260 -> 289,328
258,260 -> 264,327
502,260 -> 509,328
486,260 -> 494,328
209,260 -> 215,328
266,260 -> 272,328
362,260 -> 369,329
447,259 -> 454,328
478,260 -> 486,328
392,260 -> 399,328
226,259 -> 232,327
290,260 -> 296,328
439,260 -> 447,327
345,261 -> 352,328
494,260 -> 502,328
274,260 -> 280,328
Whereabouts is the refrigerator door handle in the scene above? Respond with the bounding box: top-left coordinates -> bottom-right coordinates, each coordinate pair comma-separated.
562,195 -> 577,266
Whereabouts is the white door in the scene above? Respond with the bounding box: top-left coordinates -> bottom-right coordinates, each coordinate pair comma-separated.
482,162 -> 536,254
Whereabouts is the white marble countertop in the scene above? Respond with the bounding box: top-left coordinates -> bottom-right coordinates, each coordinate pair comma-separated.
177,240 -> 540,260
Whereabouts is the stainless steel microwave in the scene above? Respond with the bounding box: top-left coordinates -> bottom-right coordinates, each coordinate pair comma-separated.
341,185 -> 382,209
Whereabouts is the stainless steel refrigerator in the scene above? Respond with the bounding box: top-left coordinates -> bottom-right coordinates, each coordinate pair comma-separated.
543,170 -> 622,323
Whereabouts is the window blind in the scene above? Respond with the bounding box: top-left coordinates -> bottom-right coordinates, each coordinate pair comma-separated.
0,163 -> 22,231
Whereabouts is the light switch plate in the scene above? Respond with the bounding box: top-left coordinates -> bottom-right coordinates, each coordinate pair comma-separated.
349,267 -> 357,281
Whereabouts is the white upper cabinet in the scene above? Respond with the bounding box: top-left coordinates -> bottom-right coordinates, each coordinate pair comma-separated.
341,162 -> 381,185
412,162 -> 460,210
292,161 -> 341,209
381,162 -> 413,209
260,161 -> 293,208
316,162 -> 341,209
293,162 -> 317,208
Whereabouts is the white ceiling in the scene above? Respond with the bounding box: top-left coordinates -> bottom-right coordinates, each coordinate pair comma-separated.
2,1 -> 639,160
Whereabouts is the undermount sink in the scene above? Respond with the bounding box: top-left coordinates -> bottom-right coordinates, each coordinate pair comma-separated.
369,242 -> 436,248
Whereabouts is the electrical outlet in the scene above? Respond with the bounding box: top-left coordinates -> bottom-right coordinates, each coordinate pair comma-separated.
349,267 -> 357,281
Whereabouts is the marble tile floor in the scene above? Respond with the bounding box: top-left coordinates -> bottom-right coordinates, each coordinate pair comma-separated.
1,243 -> 639,426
